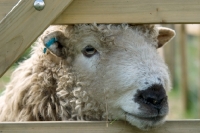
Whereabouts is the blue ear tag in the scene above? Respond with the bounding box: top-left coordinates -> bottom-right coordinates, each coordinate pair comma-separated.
43,37 -> 57,53
43,48 -> 47,53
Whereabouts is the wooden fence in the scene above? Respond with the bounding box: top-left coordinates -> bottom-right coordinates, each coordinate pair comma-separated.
0,121 -> 200,133
0,0 -> 200,132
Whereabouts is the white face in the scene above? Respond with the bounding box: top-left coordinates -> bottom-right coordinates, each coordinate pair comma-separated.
72,28 -> 170,129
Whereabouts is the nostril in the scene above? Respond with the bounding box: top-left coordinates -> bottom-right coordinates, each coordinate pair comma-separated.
145,96 -> 165,107
139,94 -> 164,106
146,97 -> 158,105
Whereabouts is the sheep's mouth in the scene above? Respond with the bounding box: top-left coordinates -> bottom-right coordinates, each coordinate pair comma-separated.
125,112 -> 165,122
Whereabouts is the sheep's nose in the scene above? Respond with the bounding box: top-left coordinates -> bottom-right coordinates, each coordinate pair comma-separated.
137,84 -> 167,110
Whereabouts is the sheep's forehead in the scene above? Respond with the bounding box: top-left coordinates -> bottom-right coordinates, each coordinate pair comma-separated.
71,24 -> 158,50
71,24 -> 158,39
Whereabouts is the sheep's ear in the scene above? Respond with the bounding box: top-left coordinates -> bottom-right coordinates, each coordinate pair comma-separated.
157,27 -> 175,48
43,31 -> 67,57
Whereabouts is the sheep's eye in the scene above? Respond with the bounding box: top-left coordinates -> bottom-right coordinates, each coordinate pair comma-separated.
82,45 -> 97,57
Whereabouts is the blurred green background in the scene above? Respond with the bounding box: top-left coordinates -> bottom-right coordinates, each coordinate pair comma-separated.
0,47 -> 31,93
0,24 -> 200,119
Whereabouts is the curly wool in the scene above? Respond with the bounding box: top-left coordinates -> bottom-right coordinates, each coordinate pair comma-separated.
0,24 -> 160,121
0,52 -> 105,121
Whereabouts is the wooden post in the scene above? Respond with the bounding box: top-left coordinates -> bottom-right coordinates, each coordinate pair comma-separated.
0,0 -> 73,77
0,0 -> 18,21
180,24 -> 189,112
199,26 -> 200,118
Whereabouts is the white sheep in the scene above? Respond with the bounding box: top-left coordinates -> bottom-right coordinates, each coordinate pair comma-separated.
0,24 -> 175,130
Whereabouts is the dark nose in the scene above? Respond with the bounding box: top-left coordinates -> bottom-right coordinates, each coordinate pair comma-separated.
135,84 -> 168,110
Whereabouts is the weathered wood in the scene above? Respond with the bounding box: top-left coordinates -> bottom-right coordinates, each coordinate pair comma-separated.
0,0 -> 18,21
0,121 -> 200,133
54,0 -> 200,24
0,0 -> 73,77
2,0 -> 200,24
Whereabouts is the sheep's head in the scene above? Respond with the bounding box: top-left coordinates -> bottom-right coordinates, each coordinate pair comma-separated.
42,24 -> 175,130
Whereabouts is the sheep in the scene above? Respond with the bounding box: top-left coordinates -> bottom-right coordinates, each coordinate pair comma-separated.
0,24 -> 175,130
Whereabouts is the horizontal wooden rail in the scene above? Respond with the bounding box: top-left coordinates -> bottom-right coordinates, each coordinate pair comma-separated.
54,0 -> 200,24
0,120 -> 200,133
1,0 -> 200,24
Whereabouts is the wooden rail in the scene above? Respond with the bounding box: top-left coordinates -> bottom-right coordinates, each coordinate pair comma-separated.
0,120 -> 200,133
1,0 -> 200,24
0,0 -> 18,21
0,1 -> 200,133
54,0 -> 200,24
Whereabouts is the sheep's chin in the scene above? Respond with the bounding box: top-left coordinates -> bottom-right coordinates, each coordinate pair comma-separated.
124,112 -> 166,130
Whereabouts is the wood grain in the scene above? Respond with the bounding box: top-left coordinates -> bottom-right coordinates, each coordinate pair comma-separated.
2,0 -> 200,24
0,0 -> 73,77
54,0 -> 200,24
0,0 -> 18,21
0,121 -> 200,133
